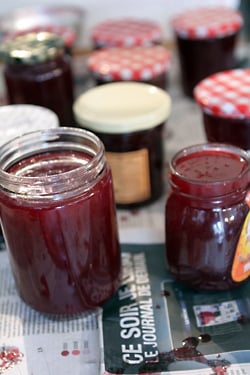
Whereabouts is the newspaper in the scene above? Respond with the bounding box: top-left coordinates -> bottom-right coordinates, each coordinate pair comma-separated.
0,244 -> 102,375
1,237 -> 250,375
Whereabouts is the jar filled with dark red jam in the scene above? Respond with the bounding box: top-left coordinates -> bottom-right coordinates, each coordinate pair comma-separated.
73,82 -> 171,208
0,32 -> 75,125
165,143 -> 250,291
194,69 -> 250,151
90,18 -> 163,49
0,127 -> 121,314
87,45 -> 171,90
172,7 -> 243,97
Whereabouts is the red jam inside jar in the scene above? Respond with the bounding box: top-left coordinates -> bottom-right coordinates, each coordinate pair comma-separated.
172,7 -> 243,97
1,32 -> 75,125
165,143 -> 250,290
0,128 -> 121,314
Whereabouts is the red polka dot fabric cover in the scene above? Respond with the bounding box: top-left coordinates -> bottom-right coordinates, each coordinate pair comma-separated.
87,46 -> 171,81
91,18 -> 162,47
5,25 -> 76,47
172,7 -> 243,39
194,69 -> 250,119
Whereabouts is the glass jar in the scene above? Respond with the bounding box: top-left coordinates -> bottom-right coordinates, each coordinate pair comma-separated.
0,32 -> 75,125
165,143 -> 250,290
172,7 -> 243,97
0,127 -> 121,314
73,82 -> 171,208
90,18 -> 163,49
87,46 -> 171,90
194,69 -> 250,151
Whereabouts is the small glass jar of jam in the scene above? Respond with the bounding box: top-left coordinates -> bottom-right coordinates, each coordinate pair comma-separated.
87,46 -> 171,90
0,127 -> 121,314
194,69 -> 250,151
0,32 -> 75,125
172,7 -> 243,97
90,18 -> 163,49
165,143 -> 250,290
73,82 -> 171,208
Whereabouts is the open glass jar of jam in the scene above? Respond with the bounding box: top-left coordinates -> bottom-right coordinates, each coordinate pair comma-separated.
172,7 -> 243,97
0,32 -> 74,125
87,45 -> 171,90
0,127 -> 121,314
90,18 -> 163,49
194,69 -> 250,151
73,82 -> 171,208
165,143 -> 250,290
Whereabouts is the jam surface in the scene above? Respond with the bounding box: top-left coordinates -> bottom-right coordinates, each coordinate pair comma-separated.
0,151 -> 121,314
166,147 -> 249,290
174,149 -> 248,182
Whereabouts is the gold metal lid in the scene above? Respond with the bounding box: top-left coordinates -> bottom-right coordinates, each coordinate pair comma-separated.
0,31 -> 64,64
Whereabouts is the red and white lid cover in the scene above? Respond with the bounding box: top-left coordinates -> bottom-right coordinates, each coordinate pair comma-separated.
4,24 -> 76,47
172,7 -> 243,39
87,46 -> 171,81
91,18 -> 162,47
194,69 -> 250,119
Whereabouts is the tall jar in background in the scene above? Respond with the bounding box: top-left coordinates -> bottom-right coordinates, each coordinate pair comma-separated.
87,46 -> 171,90
0,32 -> 75,125
165,143 -> 250,291
0,127 -> 121,314
172,7 -> 243,97
73,82 -> 171,208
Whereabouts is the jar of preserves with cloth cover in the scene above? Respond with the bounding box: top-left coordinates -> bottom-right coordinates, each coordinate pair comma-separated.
172,7 -> 243,97
87,45 -> 171,90
91,18 -> 163,49
194,69 -> 250,151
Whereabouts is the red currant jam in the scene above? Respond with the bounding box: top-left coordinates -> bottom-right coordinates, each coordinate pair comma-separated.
203,112 -> 250,151
165,144 -> 250,290
176,33 -> 237,97
0,150 -> 121,314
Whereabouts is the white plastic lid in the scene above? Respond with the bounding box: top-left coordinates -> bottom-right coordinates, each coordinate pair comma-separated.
0,104 -> 59,146
73,82 -> 171,134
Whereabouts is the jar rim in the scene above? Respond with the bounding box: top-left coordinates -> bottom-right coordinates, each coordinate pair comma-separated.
170,142 -> 250,197
0,127 -> 105,198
